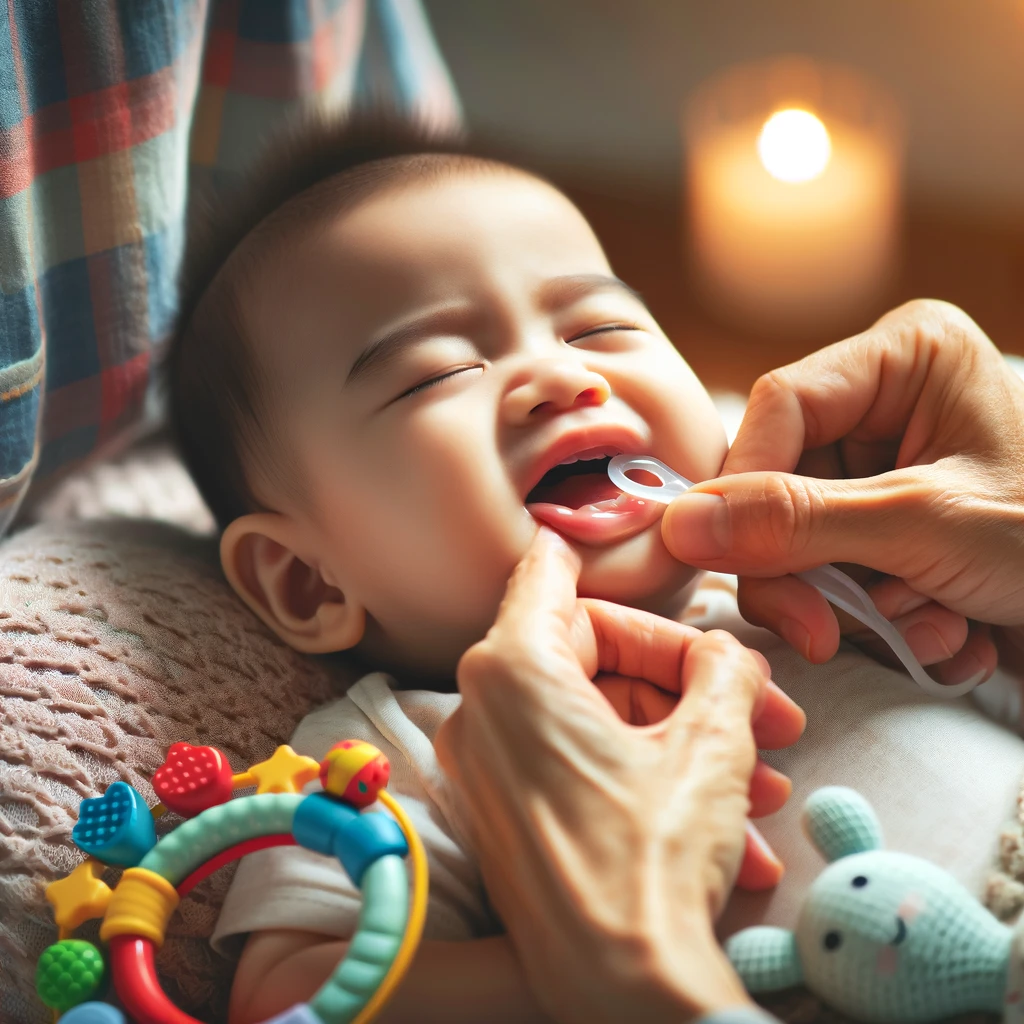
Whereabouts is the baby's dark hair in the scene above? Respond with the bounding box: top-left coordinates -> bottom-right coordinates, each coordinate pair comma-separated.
166,112 -> 523,531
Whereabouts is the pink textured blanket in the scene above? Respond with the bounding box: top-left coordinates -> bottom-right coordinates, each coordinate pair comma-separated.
0,515 -> 354,1023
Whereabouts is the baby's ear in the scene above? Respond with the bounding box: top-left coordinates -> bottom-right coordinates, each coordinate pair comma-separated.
803,787 -> 883,862
220,512 -> 366,654
725,927 -> 803,992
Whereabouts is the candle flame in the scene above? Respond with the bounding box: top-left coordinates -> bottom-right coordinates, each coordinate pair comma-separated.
758,109 -> 832,183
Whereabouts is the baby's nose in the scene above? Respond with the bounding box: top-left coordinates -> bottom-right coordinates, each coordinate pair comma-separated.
504,361 -> 611,421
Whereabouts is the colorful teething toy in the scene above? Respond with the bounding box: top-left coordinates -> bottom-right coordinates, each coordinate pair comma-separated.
726,787 -> 1024,1023
37,739 -> 427,1024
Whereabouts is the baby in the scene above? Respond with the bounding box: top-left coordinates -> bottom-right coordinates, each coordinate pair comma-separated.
168,114 -> 1024,1024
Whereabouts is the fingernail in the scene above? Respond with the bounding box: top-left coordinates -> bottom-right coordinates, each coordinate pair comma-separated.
665,493 -> 730,561
747,821 -> 783,866
779,618 -> 811,660
902,622 -> 954,664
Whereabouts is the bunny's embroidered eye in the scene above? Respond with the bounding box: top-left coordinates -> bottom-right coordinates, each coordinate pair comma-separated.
823,931 -> 843,951
851,876 -> 868,888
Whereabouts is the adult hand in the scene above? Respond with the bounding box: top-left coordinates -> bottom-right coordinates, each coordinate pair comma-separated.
435,527 -> 805,1024
662,300 -> 1024,685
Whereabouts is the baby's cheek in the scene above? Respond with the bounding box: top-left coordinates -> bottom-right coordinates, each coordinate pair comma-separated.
577,531 -> 700,621
649,380 -> 728,481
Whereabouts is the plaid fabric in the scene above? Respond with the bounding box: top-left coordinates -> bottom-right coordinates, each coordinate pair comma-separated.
0,0 -> 460,538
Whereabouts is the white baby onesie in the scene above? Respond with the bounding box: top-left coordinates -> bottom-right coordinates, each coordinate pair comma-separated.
212,576 -> 1024,955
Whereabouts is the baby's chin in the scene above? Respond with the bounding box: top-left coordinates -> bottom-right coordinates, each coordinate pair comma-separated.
572,525 -> 701,621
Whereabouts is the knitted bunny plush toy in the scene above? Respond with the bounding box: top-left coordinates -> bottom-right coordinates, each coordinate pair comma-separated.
726,787 -> 1024,1023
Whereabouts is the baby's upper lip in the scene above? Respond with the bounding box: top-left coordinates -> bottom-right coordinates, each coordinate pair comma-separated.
521,423 -> 650,501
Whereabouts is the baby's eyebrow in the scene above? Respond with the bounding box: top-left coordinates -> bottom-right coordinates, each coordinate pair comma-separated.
346,305 -> 476,388
346,276 -> 647,390
537,274 -> 648,312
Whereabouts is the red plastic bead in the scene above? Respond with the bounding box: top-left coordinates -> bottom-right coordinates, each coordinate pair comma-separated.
320,741 -> 390,809
152,742 -> 234,817
343,757 -> 390,809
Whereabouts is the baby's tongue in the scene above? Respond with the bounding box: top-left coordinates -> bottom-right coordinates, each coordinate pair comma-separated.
529,472 -> 620,509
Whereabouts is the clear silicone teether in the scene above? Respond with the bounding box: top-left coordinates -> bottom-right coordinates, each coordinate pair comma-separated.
608,454 -> 984,700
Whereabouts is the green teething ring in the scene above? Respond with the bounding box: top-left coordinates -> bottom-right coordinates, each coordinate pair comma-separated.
101,793 -> 409,1024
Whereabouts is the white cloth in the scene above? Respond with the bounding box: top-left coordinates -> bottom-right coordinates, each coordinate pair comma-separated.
713,603 -> 1024,937
211,677 -> 498,956
213,577 -> 1024,955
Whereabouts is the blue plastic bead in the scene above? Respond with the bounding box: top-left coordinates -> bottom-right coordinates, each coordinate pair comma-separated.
59,1003 -> 126,1024
72,781 -> 157,867
293,793 -> 408,886
333,809 -> 409,886
293,792 -> 359,858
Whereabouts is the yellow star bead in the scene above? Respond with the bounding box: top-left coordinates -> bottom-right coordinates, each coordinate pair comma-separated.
247,745 -> 321,795
45,858 -> 112,932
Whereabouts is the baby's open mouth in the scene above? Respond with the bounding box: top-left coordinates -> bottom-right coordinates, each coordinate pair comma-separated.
525,454 -> 620,508
525,451 -> 664,546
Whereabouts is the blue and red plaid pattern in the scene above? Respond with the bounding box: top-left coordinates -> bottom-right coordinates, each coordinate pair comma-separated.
0,0 -> 460,537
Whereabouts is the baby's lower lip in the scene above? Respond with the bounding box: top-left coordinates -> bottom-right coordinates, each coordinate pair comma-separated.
526,491 -> 664,546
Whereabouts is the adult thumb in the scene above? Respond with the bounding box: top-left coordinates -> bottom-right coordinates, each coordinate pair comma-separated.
661,468 -> 941,577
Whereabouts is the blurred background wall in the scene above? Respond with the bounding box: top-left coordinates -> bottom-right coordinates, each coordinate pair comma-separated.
423,0 -> 1024,391
425,0 -> 1024,219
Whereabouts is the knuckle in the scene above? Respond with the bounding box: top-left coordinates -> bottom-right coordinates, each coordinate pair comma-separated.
891,465 -> 969,525
894,298 -> 985,357
747,368 -> 790,410
696,630 -> 763,688
752,366 -> 830,444
688,715 -> 734,744
748,367 -> 820,434
682,712 -> 757,769
456,640 -> 505,690
700,627 -> 741,653
744,473 -> 822,561
895,297 -> 950,324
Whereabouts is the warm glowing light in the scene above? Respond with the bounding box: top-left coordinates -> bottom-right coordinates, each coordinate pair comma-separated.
757,109 -> 832,182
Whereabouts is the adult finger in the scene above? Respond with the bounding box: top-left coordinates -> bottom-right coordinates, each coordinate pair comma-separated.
458,526 -> 600,709
738,574 -> 973,667
668,630 -> 765,760
737,824 -> 785,891
583,600 -> 805,748
751,682 -> 806,750
581,598 -> 705,693
593,673 -> 679,724
721,300 -> 989,476
931,623 -> 998,687
661,464 -> 958,578
748,761 -> 791,818
738,575 -> 840,663
490,525 -> 582,640
593,675 -> 792,814
667,630 -> 790,895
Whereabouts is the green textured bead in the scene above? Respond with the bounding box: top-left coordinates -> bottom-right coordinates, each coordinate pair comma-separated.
35,939 -> 106,1012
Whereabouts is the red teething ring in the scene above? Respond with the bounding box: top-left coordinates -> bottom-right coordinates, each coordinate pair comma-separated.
111,834 -> 296,1023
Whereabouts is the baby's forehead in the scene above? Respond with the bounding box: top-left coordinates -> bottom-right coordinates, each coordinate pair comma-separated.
303,167 -> 595,261
245,169 -> 608,360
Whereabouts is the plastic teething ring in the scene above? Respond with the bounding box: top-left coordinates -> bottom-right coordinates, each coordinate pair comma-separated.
41,743 -> 429,1024
107,830 -> 298,1024
100,792 -> 423,1024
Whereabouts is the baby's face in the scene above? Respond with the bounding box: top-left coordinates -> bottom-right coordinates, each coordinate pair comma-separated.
246,171 -> 727,678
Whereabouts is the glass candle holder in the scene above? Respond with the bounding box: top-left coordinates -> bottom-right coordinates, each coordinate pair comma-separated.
684,57 -> 903,332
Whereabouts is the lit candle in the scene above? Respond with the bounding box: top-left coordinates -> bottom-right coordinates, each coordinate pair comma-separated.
685,59 -> 903,331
